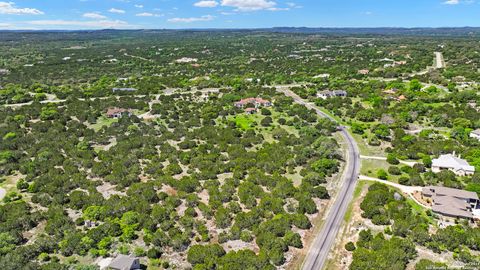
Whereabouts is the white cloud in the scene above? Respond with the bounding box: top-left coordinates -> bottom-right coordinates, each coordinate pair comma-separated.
286,2 -> 302,8
83,12 -> 107,19
108,8 -> 126,14
0,2 -> 44,15
136,12 -> 153,16
444,0 -> 459,4
136,12 -> 162,17
221,0 -> 278,11
194,1 -> 219,8
134,4 -> 143,8
27,19 -> 131,29
168,15 -> 215,23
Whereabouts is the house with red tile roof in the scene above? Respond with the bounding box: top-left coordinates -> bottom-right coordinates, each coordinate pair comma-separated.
106,108 -> 133,118
234,97 -> 272,108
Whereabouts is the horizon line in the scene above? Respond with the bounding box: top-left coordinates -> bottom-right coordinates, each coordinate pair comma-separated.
1,26 -> 480,32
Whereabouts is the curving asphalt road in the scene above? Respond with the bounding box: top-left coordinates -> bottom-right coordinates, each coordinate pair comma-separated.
276,87 -> 360,270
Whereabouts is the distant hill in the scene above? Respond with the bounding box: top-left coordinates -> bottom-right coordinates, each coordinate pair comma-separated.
265,27 -> 480,36
1,27 -> 480,37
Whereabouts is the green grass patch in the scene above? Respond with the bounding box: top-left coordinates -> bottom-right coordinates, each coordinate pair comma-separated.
352,133 -> 385,157
344,180 -> 369,222
89,116 -> 118,132
231,114 -> 258,130
361,159 -> 390,177
318,107 -> 345,125
406,196 -> 434,224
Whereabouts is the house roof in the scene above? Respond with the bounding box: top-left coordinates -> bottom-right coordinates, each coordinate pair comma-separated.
423,186 -> 478,219
318,90 -> 333,95
318,90 -> 347,96
112,87 -> 137,91
235,97 -> 271,105
432,204 -> 474,219
106,108 -> 131,115
432,154 -> 475,173
423,186 -> 479,200
471,129 -> 480,136
108,255 -> 137,270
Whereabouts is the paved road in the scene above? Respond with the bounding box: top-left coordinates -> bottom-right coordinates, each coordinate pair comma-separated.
276,87 -> 360,270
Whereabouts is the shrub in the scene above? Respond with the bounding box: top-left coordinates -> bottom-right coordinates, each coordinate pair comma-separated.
147,248 -> 162,259
345,242 -> 356,251
377,169 -> 388,180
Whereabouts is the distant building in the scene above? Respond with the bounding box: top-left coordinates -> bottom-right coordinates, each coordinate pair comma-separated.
317,90 -> 347,99
235,98 -> 272,108
106,108 -> 132,118
382,88 -> 399,95
175,57 -> 198,63
422,186 -> 479,219
108,255 -> 140,270
112,88 -> 137,93
431,153 -> 475,176
470,129 -> 480,141
313,73 -> 330,79
358,69 -> 370,75
244,107 -> 258,114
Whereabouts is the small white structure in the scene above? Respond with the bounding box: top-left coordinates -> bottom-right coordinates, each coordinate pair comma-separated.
470,129 -> 480,141
175,57 -> 198,63
317,90 -> 347,99
313,73 -> 330,79
431,153 -> 475,176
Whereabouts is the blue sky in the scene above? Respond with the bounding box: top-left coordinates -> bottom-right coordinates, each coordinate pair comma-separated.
0,0 -> 479,30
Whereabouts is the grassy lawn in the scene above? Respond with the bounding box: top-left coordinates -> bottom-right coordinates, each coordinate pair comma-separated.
360,159 -> 407,183
361,159 -> 390,177
318,108 -> 345,125
344,180 -> 369,222
90,116 -> 118,132
0,174 -> 20,191
0,174 -> 22,202
406,196 -> 434,224
352,133 -> 385,157
229,114 -> 261,130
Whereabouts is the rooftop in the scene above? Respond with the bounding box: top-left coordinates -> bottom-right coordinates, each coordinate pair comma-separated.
432,154 -> 475,173
235,97 -> 271,105
471,129 -> 480,136
423,186 -> 478,200
108,255 -> 138,270
423,186 -> 478,219
106,108 -> 131,115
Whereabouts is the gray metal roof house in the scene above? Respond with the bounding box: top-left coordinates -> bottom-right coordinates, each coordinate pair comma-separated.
422,186 -> 479,219
112,88 -> 137,93
108,255 -> 140,270
317,90 -> 347,99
